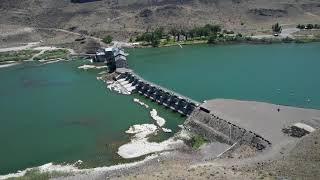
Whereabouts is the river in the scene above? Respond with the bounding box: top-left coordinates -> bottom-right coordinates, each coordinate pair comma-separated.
0,60 -> 184,175
128,42 -> 320,109
1,42 -> 320,175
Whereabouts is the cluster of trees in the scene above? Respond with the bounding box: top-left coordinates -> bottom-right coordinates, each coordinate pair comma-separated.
135,24 -> 224,46
135,27 -> 163,47
169,24 -> 222,41
272,23 -> 282,33
102,35 -> 113,44
211,33 -> 244,43
297,24 -> 320,30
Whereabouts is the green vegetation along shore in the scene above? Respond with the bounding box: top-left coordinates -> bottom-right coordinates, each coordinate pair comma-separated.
6,169 -> 73,180
0,50 -> 40,62
33,49 -> 70,61
128,23 -> 320,48
0,49 -> 70,64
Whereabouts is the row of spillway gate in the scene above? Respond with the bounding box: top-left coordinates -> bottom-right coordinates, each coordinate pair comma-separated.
116,72 -> 198,116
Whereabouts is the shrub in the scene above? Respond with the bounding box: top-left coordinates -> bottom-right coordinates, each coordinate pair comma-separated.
151,36 -> 160,47
272,23 -> 282,33
187,135 -> 207,149
297,24 -> 305,29
223,30 -> 234,34
102,35 -> 113,44
306,24 -> 314,29
207,33 -> 218,44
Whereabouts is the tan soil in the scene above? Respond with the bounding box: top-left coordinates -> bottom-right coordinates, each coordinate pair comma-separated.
1,0 -> 320,50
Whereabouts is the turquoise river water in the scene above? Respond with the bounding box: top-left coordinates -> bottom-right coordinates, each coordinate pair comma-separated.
1,42 -> 320,175
128,43 -> 320,109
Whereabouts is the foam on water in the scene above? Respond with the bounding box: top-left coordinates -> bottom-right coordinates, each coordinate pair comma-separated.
150,109 -> 166,127
133,98 -> 149,109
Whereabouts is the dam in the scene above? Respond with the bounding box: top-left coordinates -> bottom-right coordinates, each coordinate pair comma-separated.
109,69 -> 272,151
99,44 -> 274,151
100,47 -> 286,152
114,70 -> 200,117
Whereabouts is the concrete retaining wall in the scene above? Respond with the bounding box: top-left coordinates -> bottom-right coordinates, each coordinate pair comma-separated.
185,109 -> 271,150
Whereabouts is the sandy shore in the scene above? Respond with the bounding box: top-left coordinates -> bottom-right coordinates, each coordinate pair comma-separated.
0,62 -> 20,68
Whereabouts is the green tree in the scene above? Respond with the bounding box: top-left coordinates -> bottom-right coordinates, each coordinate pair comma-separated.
297,24 -> 305,29
154,27 -> 164,39
204,24 -> 221,34
144,33 -> 153,42
272,23 -> 282,33
180,29 -> 188,41
306,24 -> 314,29
236,33 -> 243,38
207,33 -> 218,44
177,31 -> 181,41
166,35 -> 170,42
151,33 -> 160,47
169,28 -> 179,41
193,27 -> 205,38
188,29 -> 196,40
102,35 -> 113,44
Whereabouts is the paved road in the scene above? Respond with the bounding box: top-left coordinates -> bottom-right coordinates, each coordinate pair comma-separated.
251,28 -> 300,39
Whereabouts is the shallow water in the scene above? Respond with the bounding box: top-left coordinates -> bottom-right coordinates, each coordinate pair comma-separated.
0,61 -> 184,175
128,42 -> 320,109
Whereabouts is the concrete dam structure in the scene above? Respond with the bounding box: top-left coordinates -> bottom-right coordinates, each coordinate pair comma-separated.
105,44 -> 271,151
116,71 -> 199,117
185,108 -> 271,150
114,70 -> 271,151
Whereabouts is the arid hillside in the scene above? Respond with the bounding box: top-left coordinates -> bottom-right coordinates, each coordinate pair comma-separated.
1,0 -> 320,48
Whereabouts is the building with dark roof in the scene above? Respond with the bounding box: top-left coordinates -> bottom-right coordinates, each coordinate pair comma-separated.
93,47 -> 128,72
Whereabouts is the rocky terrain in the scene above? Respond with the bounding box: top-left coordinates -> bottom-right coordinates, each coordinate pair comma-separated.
53,129 -> 320,180
1,0 -> 320,51
111,129 -> 320,180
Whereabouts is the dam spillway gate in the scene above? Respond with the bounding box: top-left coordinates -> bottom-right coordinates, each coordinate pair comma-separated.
115,71 -> 200,117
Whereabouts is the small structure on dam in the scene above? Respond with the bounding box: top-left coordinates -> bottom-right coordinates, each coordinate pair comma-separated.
93,47 -> 128,72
